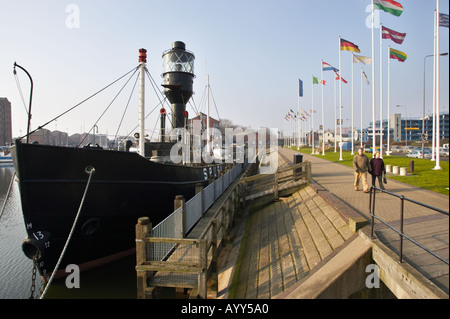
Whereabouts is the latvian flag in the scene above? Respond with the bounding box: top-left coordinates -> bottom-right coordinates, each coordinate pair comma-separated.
373,0 -> 403,17
382,25 -> 406,45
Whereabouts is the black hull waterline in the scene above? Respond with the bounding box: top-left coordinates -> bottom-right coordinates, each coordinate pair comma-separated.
11,141 -> 223,281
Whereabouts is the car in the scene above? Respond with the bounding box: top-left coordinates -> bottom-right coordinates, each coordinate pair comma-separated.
439,148 -> 449,157
407,150 -> 431,159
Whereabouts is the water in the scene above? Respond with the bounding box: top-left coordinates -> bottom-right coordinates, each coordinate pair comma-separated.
0,165 -> 136,299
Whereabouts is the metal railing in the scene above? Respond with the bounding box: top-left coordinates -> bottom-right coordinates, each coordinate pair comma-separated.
369,186 -> 449,265
149,162 -> 248,261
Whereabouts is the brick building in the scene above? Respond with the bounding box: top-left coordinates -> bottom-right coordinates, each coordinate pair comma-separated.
0,98 -> 12,146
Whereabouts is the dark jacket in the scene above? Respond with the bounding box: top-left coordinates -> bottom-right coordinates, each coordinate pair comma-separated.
370,158 -> 385,176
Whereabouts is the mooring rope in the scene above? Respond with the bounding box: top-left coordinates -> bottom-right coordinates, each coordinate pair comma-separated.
0,171 -> 16,222
39,166 -> 95,299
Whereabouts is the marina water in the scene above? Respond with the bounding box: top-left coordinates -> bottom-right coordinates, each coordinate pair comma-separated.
0,165 -> 136,299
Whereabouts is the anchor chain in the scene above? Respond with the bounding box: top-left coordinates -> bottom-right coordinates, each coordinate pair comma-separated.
29,257 -> 38,299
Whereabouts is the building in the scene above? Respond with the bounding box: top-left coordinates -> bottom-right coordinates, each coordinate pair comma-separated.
188,112 -> 220,131
359,112 -> 449,145
0,98 -> 12,146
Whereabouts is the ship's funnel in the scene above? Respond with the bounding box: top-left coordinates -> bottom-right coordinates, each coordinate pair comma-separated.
162,41 -> 195,129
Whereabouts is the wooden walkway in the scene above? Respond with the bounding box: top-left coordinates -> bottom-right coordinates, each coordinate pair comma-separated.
234,186 -> 354,298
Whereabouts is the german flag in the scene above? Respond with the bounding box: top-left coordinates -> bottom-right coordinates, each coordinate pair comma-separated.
340,38 -> 361,53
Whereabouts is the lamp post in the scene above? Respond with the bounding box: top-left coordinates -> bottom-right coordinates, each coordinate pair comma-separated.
423,53 -> 448,157
396,105 -> 407,147
13,62 -> 33,143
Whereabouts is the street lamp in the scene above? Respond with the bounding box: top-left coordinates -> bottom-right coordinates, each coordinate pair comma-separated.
396,105 -> 407,147
423,53 -> 448,157
13,62 -> 33,143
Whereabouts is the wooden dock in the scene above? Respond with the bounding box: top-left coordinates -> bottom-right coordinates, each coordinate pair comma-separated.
135,154 -> 313,298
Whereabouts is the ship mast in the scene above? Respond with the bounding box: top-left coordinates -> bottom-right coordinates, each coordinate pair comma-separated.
206,74 -> 210,153
138,48 -> 147,157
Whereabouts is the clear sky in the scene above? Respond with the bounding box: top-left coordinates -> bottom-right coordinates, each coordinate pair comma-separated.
1,0 -> 448,139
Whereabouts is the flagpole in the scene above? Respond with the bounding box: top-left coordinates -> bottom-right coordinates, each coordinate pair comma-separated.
434,0 -> 441,170
312,79 -> 314,154
321,60 -> 325,155
380,23 -> 384,158
351,53 -> 354,155
339,36 -> 343,161
371,0 -> 376,157
297,82 -> 300,150
361,67 -> 363,149
432,10 -> 437,161
334,73 -> 337,152
387,45 -> 391,155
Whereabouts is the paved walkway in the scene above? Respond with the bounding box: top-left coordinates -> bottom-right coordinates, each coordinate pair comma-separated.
229,148 -> 448,298
279,147 -> 449,294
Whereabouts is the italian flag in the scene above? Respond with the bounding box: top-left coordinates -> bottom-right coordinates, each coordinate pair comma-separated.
373,0 -> 403,17
389,48 -> 407,62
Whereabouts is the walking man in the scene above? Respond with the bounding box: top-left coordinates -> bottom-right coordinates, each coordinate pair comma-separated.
353,147 -> 371,193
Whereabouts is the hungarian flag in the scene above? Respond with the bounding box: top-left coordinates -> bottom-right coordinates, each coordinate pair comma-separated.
313,76 -> 325,85
389,48 -> 407,62
322,61 -> 338,71
340,38 -> 361,53
373,0 -> 403,17
382,25 -> 406,44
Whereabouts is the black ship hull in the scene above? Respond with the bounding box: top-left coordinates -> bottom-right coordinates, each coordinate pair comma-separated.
11,140 -> 223,281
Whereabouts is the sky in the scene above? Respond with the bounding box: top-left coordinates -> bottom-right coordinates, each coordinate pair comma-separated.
0,0 -> 449,140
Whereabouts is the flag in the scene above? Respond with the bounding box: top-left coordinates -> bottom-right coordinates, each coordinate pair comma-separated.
340,38 -> 361,53
334,71 -> 347,84
290,109 -> 294,113
362,70 -> 370,85
389,48 -> 407,62
440,13 -> 449,28
353,54 -> 372,65
381,25 -> 406,44
322,61 -> 339,71
313,76 -> 325,85
373,0 -> 404,17
298,79 -> 303,97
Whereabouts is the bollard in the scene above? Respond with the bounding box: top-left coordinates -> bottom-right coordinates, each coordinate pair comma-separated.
386,164 -> 392,173
393,166 -> 399,174
400,167 -> 407,176
409,161 -> 414,173
293,154 -> 303,181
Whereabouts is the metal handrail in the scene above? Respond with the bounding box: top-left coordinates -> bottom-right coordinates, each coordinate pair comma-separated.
369,186 -> 449,265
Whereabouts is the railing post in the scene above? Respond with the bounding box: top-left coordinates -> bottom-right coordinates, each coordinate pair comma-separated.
197,239 -> 207,299
211,218 -> 218,297
274,171 -> 279,200
196,183 -> 204,214
369,187 -> 375,238
174,195 -> 185,238
136,217 -> 152,299
399,195 -> 405,263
